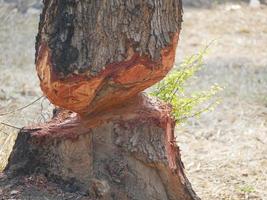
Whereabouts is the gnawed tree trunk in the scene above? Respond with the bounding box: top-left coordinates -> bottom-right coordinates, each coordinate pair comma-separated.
35,0 -> 182,115
4,94 -> 199,199
2,0 -> 201,199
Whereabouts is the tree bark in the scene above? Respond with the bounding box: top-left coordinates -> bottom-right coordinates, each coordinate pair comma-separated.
35,0 -> 182,115
2,0 -> 201,199
4,94 -> 199,200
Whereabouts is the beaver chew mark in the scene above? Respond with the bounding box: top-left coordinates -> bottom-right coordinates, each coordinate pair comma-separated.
36,33 -> 179,115
35,0 -> 182,115
4,94 -> 200,200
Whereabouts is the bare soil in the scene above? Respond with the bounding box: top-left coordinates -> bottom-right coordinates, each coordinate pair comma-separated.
0,2 -> 267,200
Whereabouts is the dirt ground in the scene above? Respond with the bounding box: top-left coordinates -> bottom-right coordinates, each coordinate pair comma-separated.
0,1 -> 266,200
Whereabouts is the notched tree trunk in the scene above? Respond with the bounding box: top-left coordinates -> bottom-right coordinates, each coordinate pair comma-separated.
36,0 -> 183,115
2,0 -> 201,199
4,94 -> 199,200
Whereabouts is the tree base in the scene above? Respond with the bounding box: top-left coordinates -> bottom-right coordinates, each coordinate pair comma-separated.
3,93 -> 200,200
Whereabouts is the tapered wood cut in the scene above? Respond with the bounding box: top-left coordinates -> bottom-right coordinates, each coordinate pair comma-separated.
36,0 -> 182,115
2,0 -> 201,199
4,94 -> 200,200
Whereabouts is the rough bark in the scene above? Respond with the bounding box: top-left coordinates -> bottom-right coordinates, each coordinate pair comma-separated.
36,0 -> 182,115
4,94 -> 200,200
2,1 -> 201,199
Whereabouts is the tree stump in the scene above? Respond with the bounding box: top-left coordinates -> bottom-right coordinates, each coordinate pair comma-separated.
2,0 -> 201,199
4,94 -> 199,200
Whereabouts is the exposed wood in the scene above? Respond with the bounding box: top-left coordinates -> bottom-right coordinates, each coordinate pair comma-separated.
5,94 -> 200,200
3,1 -> 201,199
35,0 -> 182,115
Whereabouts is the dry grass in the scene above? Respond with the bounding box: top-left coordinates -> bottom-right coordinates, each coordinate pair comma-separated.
0,3 -> 52,171
176,3 -> 267,200
0,2 -> 266,200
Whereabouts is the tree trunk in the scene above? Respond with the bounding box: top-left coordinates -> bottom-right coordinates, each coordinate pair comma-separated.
35,0 -> 182,115
2,0 -> 201,199
3,94 -> 199,200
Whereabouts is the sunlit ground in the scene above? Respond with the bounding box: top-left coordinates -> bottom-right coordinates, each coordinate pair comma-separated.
176,3 -> 267,199
0,2 -> 266,199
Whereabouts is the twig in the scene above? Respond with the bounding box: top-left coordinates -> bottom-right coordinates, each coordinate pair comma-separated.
167,42 -> 216,103
166,71 -> 186,102
0,122 -> 22,130
176,101 -> 218,123
0,96 -> 44,116
155,56 -> 196,95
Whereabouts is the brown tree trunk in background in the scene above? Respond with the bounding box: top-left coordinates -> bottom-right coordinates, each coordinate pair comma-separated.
3,0 -> 200,199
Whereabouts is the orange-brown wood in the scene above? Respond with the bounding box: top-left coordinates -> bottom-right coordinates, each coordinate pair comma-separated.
36,33 -> 179,116
27,94 -> 179,172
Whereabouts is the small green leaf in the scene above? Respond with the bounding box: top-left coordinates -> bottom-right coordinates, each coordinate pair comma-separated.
149,45 -> 222,124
